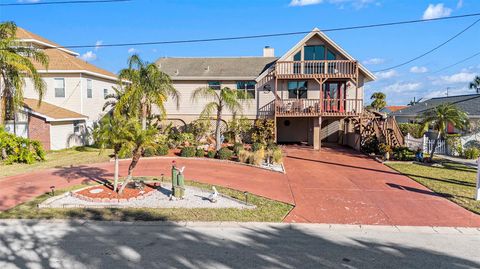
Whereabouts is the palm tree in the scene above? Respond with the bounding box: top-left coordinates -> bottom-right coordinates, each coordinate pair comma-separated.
370,92 -> 387,111
0,21 -> 49,123
469,75 -> 480,93
93,114 -> 136,192
115,54 -> 179,130
191,87 -> 243,151
419,103 -> 469,162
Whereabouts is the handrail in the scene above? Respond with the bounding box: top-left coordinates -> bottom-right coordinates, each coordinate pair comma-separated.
275,60 -> 357,77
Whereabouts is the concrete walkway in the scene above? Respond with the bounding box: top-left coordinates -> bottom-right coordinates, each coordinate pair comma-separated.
0,220 -> 479,269
438,154 -> 479,167
1,146 -> 480,227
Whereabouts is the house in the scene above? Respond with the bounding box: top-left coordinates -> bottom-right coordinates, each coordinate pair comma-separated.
4,27 -> 118,150
380,106 -> 407,114
157,28 -> 376,150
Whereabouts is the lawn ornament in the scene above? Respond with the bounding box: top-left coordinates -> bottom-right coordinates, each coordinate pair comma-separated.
208,186 -> 218,203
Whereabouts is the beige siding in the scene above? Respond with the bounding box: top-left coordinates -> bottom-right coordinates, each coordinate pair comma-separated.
49,122 -> 77,150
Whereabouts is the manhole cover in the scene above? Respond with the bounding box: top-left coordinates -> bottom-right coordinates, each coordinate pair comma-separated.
89,188 -> 104,194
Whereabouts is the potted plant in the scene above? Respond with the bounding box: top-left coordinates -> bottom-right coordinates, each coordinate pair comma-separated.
378,143 -> 392,161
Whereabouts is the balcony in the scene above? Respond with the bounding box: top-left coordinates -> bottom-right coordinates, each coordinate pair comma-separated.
275,98 -> 363,117
275,60 -> 357,79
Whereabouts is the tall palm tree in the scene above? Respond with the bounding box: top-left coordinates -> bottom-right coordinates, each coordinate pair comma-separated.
191,87 -> 243,151
115,54 -> 179,130
469,75 -> 480,93
370,92 -> 387,111
93,114 -> 136,192
0,21 -> 48,123
419,103 -> 469,161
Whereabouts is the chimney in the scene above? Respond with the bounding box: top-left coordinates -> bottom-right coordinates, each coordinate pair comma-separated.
263,46 -> 274,57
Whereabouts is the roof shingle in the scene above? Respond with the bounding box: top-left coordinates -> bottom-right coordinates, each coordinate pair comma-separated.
23,98 -> 88,120
391,94 -> 480,117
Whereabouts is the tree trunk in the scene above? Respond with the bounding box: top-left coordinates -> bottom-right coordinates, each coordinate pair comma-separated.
118,150 -> 141,194
113,153 -> 119,192
429,132 -> 441,162
215,109 -> 222,151
141,104 -> 147,130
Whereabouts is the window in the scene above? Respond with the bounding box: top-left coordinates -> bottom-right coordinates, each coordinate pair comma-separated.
208,81 -> 221,90
236,81 -> 256,99
288,81 -> 307,99
87,79 -> 92,98
54,78 -> 65,98
104,89 -> 108,99
304,45 -> 325,60
73,121 -> 82,134
293,51 -> 301,74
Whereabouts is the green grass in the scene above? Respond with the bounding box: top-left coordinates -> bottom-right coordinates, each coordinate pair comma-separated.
386,161 -> 479,214
0,146 -> 112,179
0,179 -> 293,222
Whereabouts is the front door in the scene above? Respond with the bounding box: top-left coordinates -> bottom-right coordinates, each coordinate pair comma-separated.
323,82 -> 345,112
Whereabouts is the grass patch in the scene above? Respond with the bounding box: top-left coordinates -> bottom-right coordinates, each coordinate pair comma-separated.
0,179 -> 293,222
0,146 -> 112,179
386,161 -> 479,214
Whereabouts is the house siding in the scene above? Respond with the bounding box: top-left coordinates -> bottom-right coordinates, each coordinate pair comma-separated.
28,114 -> 51,150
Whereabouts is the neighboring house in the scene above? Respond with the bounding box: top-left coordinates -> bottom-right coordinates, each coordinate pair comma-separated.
158,28 -> 375,150
5,27 -> 117,150
380,106 -> 407,114
391,94 -> 480,135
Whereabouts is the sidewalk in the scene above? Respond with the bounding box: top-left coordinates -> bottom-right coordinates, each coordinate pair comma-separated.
438,154 -> 479,167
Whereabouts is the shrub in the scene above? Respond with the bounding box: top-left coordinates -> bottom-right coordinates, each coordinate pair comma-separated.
361,137 -> 379,154
233,142 -> 244,155
272,148 -> 283,164
398,123 -> 423,138
251,148 -> 265,166
378,143 -> 392,155
207,150 -> 216,158
195,148 -> 205,157
217,147 -> 233,160
446,134 -> 463,156
143,147 -> 156,157
0,128 -> 46,165
464,147 -> 480,159
238,149 -> 251,163
252,142 -> 264,152
251,119 -> 275,144
156,145 -> 169,156
180,146 -> 196,157
392,146 -> 413,161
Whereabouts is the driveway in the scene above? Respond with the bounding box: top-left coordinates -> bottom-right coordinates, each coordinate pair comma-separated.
1,146 -> 479,227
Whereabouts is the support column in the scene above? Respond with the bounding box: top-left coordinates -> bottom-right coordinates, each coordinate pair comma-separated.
314,116 -> 322,150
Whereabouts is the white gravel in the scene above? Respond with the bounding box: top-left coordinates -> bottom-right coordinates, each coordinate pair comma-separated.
42,183 -> 255,209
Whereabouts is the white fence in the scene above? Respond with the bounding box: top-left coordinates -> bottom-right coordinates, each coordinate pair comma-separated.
405,134 -> 446,154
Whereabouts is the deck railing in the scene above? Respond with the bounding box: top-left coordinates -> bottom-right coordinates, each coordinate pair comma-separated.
275,60 -> 357,78
275,98 -> 362,117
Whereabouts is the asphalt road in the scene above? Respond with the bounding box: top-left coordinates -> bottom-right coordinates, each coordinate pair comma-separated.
0,220 -> 479,269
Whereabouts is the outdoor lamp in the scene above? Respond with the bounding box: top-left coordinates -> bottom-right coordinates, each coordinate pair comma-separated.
263,84 -> 271,94
50,186 -> 56,196
243,191 -> 249,205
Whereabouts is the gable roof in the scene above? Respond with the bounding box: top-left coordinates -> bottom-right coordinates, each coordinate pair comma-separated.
156,57 -> 278,80
23,98 -> 88,121
391,94 -> 480,117
15,27 -> 117,81
381,106 -> 408,113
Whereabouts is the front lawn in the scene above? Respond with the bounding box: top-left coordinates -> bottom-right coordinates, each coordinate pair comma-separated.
0,180 -> 293,222
386,161 -> 479,214
0,146 -> 112,179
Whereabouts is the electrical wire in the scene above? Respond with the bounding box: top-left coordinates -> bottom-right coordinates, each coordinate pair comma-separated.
0,0 -> 130,6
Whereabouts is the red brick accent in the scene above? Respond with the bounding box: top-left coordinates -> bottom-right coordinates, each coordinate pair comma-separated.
28,114 -> 51,151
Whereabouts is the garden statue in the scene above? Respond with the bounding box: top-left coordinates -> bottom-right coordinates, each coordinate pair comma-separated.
208,186 -> 218,203
415,148 -> 424,162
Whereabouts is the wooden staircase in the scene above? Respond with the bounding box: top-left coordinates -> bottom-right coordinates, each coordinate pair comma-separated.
351,110 -> 404,149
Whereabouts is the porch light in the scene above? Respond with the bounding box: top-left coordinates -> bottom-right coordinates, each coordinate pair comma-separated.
263,84 -> 272,94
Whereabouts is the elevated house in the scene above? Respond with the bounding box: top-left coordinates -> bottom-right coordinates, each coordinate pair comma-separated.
158,28 -> 381,150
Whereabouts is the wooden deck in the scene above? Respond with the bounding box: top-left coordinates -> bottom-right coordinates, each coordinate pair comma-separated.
275,60 -> 358,79
275,98 -> 362,117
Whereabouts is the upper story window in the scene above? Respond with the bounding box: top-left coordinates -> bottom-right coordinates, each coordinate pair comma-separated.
236,81 -> 256,99
288,81 -> 308,99
208,81 -> 221,90
87,79 -> 93,98
104,89 -> 108,99
304,45 -> 325,60
54,78 -> 65,98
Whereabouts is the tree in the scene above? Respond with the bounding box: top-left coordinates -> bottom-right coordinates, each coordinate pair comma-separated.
419,103 -> 469,162
0,21 -> 48,123
93,114 -> 136,192
115,54 -> 179,130
370,92 -> 387,111
191,87 -> 243,151
469,75 -> 480,94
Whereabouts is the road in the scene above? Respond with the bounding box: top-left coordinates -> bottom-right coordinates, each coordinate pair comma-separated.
0,220 -> 479,269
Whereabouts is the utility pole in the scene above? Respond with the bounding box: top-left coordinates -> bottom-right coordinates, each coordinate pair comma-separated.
446,87 -> 450,97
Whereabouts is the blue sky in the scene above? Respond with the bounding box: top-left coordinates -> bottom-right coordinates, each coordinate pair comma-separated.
1,0 -> 479,105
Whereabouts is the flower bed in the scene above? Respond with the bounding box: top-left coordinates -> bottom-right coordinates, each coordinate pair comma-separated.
72,184 -> 157,203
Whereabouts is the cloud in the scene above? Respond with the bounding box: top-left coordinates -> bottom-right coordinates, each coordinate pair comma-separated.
439,72 -> 477,84
375,70 -> 398,79
456,0 -> 463,9
289,0 -> 377,8
95,40 -> 103,51
127,48 -> 138,54
362,58 -> 385,65
381,82 -> 422,93
289,0 -> 323,6
409,66 -> 429,73
80,51 -> 96,61
422,3 -> 452,20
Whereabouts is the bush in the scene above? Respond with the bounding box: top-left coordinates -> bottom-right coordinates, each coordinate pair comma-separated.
378,143 -> 392,155
180,146 -> 196,157
195,148 -> 205,157
216,147 -> 233,160
252,142 -> 264,152
272,148 -> 283,164
361,137 -> 379,154
464,147 -> 480,159
233,142 -> 244,155
251,148 -> 265,165
207,150 -> 216,158
393,146 -> 413,161
156,145 -> 169,156
398,123 -> 423,138
446,134 -> 462,156
0,128 -> 46,165
238,149 -> 251,163
251,119 -> 275,144
143,147 -> 156,157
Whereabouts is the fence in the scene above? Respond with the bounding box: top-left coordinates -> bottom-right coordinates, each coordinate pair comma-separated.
405,133 -> 446,154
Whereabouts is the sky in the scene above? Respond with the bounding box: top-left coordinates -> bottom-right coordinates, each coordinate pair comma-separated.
1,0 -> 479,106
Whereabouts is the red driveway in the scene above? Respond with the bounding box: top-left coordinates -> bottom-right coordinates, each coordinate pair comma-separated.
1,146 -> 479,227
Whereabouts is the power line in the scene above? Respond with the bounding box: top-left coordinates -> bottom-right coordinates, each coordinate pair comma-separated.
0,0 -> 130,6
373,18 -> 480,73
13,12 -> 480,50
431,50 -> 480,74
